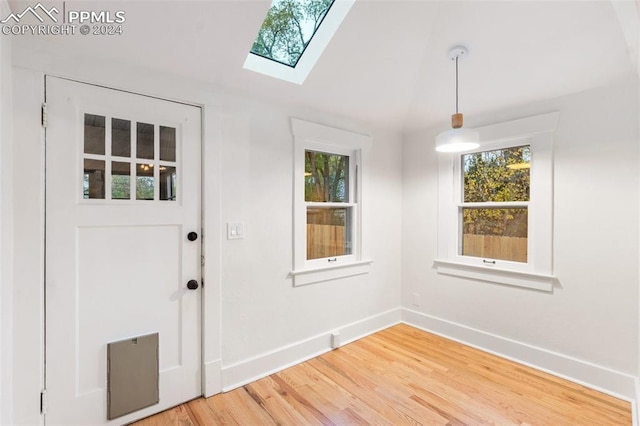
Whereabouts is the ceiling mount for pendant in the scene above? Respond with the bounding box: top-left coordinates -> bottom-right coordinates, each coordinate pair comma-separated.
435,45 -> 480,153
448,46 -> 468,61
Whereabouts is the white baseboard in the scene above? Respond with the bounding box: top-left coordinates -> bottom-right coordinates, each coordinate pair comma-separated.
402,308 -> 636,402
221,308 -> 402,391
203,359 -> 222,398
215,306 -> 637,422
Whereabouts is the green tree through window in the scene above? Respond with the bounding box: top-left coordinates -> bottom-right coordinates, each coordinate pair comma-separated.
462,146 -> 530,238
305,150 -> 347,203
251,0 -> 334,67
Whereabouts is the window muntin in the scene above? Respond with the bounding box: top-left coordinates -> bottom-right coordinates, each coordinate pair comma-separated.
250,0 -> 335,68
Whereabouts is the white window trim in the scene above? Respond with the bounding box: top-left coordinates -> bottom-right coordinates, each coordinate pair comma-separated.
290,118 -> 372,286
243,0 -> 356,85
435,112 -> 559,292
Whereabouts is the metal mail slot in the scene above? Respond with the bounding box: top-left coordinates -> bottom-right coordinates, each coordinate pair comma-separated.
107,333 -> 159,420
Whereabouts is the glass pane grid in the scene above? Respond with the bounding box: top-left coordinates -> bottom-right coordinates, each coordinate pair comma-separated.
81,114 -> 178,203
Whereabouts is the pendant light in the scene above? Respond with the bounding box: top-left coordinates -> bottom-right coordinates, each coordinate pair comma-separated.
435,46 -> 479,153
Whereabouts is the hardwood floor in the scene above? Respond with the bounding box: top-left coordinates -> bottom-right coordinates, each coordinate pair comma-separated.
133,324 -> 632,425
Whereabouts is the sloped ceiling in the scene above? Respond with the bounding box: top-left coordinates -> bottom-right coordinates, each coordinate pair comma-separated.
9,0 -> 639,132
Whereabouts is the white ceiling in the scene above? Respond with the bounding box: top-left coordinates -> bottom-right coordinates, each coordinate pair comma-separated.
9,0 -> 639,132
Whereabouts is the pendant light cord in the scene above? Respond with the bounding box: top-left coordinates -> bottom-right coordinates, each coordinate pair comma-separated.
455,55 -> 459,114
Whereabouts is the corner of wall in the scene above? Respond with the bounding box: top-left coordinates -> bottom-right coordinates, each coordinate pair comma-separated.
220,308 -> 401,391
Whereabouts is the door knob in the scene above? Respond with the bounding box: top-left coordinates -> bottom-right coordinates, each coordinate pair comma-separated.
187,232 -> 198,241
187,280 -> 199,290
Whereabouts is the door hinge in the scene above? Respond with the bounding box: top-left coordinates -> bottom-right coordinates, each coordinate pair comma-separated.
40,390 -> 47,414
41,103 -> 48,128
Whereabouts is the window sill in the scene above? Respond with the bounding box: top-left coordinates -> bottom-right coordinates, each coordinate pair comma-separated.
290,259 -> 373,287
433,259 -> 555,292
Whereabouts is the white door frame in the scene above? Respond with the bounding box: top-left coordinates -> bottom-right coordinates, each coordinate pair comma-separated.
9,66 -> 223,424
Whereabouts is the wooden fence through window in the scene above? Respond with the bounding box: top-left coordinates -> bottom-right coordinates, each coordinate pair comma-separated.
306,226 -> 527,264
462,234 -> 527,263
307,224 -> 347,260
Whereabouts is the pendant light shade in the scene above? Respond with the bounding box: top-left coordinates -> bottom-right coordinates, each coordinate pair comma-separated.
435,127 -> 480,152
435,112 -> 479,152
436,46 -> 479,153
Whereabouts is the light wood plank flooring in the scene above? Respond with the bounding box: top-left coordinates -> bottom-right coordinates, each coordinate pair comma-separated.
133,324 -> 631,425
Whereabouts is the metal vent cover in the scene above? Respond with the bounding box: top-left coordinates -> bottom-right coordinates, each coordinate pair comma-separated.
107,333 -> 159,420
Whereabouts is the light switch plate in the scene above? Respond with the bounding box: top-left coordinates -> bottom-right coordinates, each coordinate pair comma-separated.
227,222 -> 244,240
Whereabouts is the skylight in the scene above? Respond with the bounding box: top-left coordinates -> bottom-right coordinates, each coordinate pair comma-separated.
244,0 -> 355,84
251,0 -> 335,67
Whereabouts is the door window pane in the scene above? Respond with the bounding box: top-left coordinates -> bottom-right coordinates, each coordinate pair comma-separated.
84,159 -> 105,199
307,207 -> 352,260
159,126 -> 176,162
462,207 -> 528,263
463,145 -> 530,202
159,166 -> 177,201
305,151 -> 349,202
136,163 -> 154,200
112,118 -> 131,158
84,114 -> 105,155
112,161 -> 131,200
137,122 -> 154,160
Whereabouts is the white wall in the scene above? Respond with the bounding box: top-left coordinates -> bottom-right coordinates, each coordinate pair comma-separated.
218,95 -> 403,384
402,77 -> 639,397
8,44 -> 403,422
0,0 -> 13,421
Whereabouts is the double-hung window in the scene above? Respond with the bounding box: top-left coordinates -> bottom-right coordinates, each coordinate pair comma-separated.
435,113 -> 558,291
291,118 -> 372,286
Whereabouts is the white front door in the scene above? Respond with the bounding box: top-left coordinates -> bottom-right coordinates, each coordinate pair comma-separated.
45,77 -> 202,425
